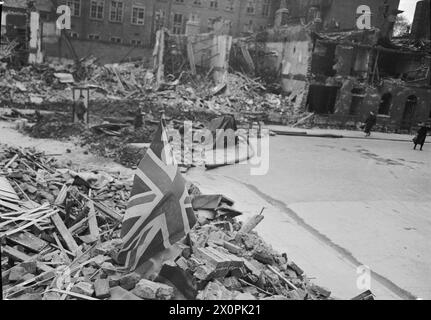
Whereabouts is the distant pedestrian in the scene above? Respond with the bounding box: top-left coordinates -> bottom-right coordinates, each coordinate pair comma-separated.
413,123 -> 428,151
364,111 -> 377,137
75,94 -> 87,123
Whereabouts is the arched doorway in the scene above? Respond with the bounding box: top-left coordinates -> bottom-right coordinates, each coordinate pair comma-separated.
401,95 -> 418,131
378,92 -> 392,115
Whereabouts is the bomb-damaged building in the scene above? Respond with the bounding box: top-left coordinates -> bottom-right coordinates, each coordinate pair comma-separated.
234,0 -> 431,133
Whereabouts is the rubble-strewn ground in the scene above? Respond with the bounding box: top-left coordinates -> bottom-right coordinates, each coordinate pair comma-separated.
0,142 -> 337,300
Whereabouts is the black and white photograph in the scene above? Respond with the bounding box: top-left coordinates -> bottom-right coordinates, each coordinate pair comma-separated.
0,0 -> 430,307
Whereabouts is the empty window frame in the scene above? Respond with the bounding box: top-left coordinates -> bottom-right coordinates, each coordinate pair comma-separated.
110,1 -> 123,22
131,6 -> 145,25
90,0 -> 104,20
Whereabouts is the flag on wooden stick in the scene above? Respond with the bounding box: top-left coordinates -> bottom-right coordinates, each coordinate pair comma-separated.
118,119 -> 196,270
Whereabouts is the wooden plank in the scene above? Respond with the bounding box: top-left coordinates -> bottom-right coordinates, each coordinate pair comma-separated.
0,176 -> 19,200
87,201 -> 100,239
7,231 -> 48,253
2,245 -> 53,273
0,199 -> 22,211
187,39 -> 196,75
54,184 -> 69,205
4,154 -> 18,169
51,212 -> 81,255
93,201 -> 122,222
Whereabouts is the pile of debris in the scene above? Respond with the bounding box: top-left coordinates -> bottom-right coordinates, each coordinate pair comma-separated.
1,145 -> 343,300
0,56 -> 297,124
26,113 -> 88,140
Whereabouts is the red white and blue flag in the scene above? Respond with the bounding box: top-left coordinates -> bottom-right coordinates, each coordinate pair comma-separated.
118,119 -> 196,270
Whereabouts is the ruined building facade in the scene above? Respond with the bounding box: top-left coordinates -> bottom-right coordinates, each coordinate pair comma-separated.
249,0 -> 431,132
411,0 -> 430,41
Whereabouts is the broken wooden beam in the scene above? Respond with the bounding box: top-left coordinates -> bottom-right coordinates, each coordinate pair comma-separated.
51,212 -> 81,255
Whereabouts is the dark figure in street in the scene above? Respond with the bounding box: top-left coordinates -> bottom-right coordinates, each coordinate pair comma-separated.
75,95 -> 87,123
364,112 -> 377,137
413,124 -> 428,151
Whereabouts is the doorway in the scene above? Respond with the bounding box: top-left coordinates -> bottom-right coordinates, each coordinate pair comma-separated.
401,95 -> 418,131
307,85 -> 339,114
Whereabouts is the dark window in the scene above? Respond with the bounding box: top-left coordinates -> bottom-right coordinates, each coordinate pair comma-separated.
131,6 -> 145,25
110,1 -> 123,22
307,85 -> 339,114
173,13 -> 184,34
66,0 -> 81,17
378,92 -> 392,115
350,88 -> 365,115
90,0 -> 104,20
262,0 -> 270,17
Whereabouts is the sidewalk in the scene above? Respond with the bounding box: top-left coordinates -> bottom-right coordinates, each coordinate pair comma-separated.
268,125 -> 420,143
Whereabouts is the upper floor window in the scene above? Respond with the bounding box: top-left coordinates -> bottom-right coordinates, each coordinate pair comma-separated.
66,0 -> 81,17
131,6 -> 145,25
193,0 -> 202,5
110,1 -> 123,22
175,0 -> 184,3
154,10 -> 166,30
90,0 -> 104,20
173,13 -> 184,34
246,0 -> 256,15
225,0 -> 234,11
262,0 -> 270,17
210,0 -> 218,9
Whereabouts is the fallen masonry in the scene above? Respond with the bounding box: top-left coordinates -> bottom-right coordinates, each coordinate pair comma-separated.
0,144 -> 372,300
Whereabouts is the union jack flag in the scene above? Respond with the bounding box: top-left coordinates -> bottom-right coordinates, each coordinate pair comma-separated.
118,119 -> 196,270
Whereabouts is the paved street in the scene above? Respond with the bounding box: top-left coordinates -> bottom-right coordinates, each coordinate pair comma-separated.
189,132 -> 431,300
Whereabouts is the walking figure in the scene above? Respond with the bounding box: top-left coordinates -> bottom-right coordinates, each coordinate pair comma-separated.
364,112 -> 377,137
413,123 -> 428,151
75,94 -> 87,123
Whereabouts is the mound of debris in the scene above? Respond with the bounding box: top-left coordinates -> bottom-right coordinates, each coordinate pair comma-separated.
0,145 -> 348,300
0,56 -> 299,125
26,113 -> 88,140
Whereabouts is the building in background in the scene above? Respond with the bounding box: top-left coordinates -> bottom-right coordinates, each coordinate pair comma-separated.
411,0 -> 430,40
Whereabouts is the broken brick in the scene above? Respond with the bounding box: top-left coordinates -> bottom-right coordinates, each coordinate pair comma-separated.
132,279 -> 174,300
94,279 -> 111,299
71,282 -> 94,297
119,272 -> 141,290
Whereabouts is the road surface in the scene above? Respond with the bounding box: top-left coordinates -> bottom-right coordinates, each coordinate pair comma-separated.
188,132 -> 431,300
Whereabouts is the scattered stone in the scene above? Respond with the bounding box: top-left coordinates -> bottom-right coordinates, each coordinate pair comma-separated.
132,279 -> 174,300
21,261 -> 37,274
9,266 -> 28,282
234,292 -> 256,300
12,293 -> 42,300
263,295 -> 289,300
94,279 -> 111,299
310,284 -> 331,298
119,272 -> 141,290
109,286 -> 142,300
43,292 -> 62,300
71,282 -> 94,297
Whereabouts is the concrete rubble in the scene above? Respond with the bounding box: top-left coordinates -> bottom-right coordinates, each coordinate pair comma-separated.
0,144 -> 367,300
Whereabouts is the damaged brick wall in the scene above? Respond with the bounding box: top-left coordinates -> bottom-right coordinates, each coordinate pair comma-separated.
261,24 -> 313,114
333,79 -> 431,132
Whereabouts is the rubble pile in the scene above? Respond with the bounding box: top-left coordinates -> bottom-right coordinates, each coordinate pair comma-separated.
0,57 -> 295,123
26,113 -> 88,139
1,145 -> 335,300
